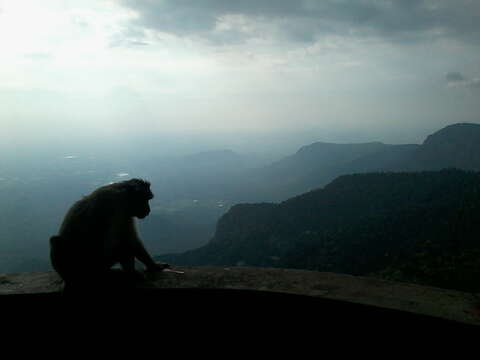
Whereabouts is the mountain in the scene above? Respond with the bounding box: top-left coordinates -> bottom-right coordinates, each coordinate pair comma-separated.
158,169 -> 480,292
267,141 -> 388,175
230,123 -> 480,202
253,141 -> 389,199
228,141 -> 401,202
404,123 -> 480,171
339,144 -> 419,173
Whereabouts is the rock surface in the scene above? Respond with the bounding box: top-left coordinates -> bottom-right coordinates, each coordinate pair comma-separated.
1,266 -> 479,326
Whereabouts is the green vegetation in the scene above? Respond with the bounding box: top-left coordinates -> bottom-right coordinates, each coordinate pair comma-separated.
160,169 -> 480,293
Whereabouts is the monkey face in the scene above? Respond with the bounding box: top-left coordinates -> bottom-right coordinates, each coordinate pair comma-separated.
125,179 -> 154,219
130,189 -> 153,219
133,198 -> 151,219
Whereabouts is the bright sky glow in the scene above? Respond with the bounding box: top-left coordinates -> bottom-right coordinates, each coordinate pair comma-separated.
1,0 -> 479,149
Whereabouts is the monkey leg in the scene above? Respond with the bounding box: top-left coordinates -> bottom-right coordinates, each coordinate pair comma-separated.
119,256 -> 146,283
119,255 -> 135,272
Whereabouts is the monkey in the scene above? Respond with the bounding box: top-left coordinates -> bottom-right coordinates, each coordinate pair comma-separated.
49,178 -> 169,294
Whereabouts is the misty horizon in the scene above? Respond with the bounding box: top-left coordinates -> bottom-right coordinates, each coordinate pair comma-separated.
2,121 -> 465,159
2,1 -> 480,152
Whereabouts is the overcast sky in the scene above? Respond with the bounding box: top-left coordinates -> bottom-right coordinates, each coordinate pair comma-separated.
1,0 -> 480,151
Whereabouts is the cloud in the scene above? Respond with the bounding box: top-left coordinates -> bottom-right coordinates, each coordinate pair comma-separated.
23,52 -> 52,61
445,72 -> 466,84
446,72 -> 480,91
116,0 -> 480,45
108,23 -> 151,48
466,79 -> 480,89
109,36 -> 150,48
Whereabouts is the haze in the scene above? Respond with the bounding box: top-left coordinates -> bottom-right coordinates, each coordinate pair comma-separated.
2,0 -> 479,153
2,0 -> 480,274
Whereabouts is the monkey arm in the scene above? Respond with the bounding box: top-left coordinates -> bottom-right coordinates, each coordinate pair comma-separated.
133,239 -> 156,268
133,239 -> 170,271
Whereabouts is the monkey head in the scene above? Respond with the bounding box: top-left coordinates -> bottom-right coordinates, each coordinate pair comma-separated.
124,178 -> 154,219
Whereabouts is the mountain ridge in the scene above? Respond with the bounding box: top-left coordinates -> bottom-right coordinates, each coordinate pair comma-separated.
237,122 -> 480,201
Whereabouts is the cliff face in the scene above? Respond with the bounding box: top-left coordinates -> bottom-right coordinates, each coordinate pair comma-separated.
0,267 -> 479,328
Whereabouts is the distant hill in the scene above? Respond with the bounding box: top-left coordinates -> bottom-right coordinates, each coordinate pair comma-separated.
251,141 -> 390,200
146,123 -> 480,262
404,123 -> 480,171
231,123 -> 480,202
159,169 -> 480,292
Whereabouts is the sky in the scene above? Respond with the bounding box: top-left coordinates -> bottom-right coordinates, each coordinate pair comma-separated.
1,0 -> 480,152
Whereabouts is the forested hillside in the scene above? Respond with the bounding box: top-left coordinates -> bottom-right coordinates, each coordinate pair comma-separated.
159,169 -> 480,292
